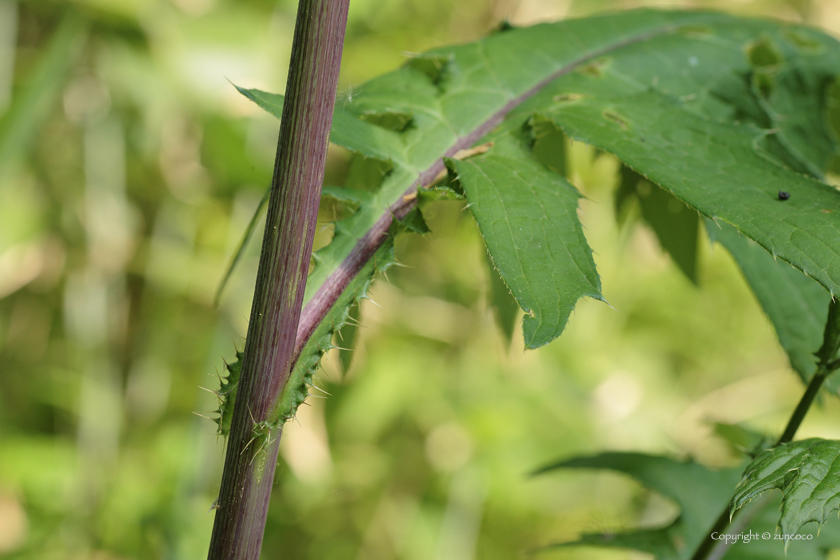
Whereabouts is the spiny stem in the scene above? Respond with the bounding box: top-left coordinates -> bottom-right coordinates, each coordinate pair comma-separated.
690,299 -> 840,560
206,0 -> 350,558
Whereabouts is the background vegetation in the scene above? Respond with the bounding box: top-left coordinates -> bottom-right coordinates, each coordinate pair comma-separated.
2,0 -> 840,558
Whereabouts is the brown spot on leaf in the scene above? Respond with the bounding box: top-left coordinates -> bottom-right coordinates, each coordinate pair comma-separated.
603,110 -> 629,130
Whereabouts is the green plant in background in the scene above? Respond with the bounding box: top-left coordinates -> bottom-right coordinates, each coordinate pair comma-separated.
214,5 -> 840,560
5,0 -> 840,559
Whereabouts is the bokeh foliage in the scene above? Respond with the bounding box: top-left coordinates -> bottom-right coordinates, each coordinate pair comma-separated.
2,0 -> 840,559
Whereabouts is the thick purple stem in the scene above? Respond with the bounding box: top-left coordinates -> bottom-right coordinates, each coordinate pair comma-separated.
207,0 -> 349,558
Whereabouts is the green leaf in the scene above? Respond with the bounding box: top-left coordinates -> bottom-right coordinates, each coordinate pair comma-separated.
712,421 -> 772,456
747,36 -> 840,177
447,131 -> 602,348
394,207 -> 431,235
707,220 -> 831,387
336,303 -> 360,374
236,9 -> 840,368
216,241 -> 395,427
617,166 -> 700,284
536,453 -> 741,558
211,351 -> 243,437
538,452 -> 840,559
214,188 -> 269,307
271,241 -> 395,424
529,18 -> 840,298
0,11 -> 87,171
235,85 -> 405,164
417,185 -> 464,202
732,438 -> 840,542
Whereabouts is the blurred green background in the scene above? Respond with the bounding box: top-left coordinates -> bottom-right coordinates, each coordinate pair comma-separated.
3,0 -> 840,558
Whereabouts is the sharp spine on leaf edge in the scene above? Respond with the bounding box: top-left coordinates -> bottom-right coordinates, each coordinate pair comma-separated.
210,241 -> 396,440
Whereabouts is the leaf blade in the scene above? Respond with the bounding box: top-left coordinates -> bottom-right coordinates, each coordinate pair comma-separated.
448,133 -> 602,348
732,438 -> 840,538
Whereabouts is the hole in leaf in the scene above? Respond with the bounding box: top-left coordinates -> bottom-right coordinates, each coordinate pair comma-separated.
359,110 -> 414,132
745,36 -> 784,98
745,38 -> 783,97
528,115 -> 567,176
407,53 -> 451,86
343,154 -> 394,191
746,37 -> 784,70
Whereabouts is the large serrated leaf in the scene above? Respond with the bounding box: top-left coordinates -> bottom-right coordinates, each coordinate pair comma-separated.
538,452 -> 840,559
237,9 -> 840,355
731,438 -> 840,540
447,131 -> 602,348
529,19 -> 840,297
536,453 -> 741,558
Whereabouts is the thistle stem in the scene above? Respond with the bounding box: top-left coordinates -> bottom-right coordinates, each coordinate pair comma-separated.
206,0 -> 350,558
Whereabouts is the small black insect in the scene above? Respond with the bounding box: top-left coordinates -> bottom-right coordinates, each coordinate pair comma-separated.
778,191 -> 790,201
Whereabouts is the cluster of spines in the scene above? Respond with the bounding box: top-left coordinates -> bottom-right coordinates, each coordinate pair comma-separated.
204,242 -> 397,446
272,242 -> 396,425
209,350 -> 242,437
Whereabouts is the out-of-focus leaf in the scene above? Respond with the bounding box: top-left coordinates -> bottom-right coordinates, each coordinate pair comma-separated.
712,421 -> 771,456
707,220 -> 832,389
0,11 -> 87,171
484,249 -> 519,345
535,453 -> 741,559
537,451 -> 840,559
747,35 -> 840,177
617,166 -> 700,283
214,189 -> 269,307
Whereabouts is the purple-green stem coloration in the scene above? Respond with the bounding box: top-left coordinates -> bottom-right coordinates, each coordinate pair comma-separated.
205,19 -> 696,560
206,0 -> 349,558
292,26 -> 675,362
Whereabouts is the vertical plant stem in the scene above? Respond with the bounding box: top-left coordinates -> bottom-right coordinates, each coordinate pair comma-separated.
206,0 -> 350,558
777,370 -> 826,445
690,299 -> 840,560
